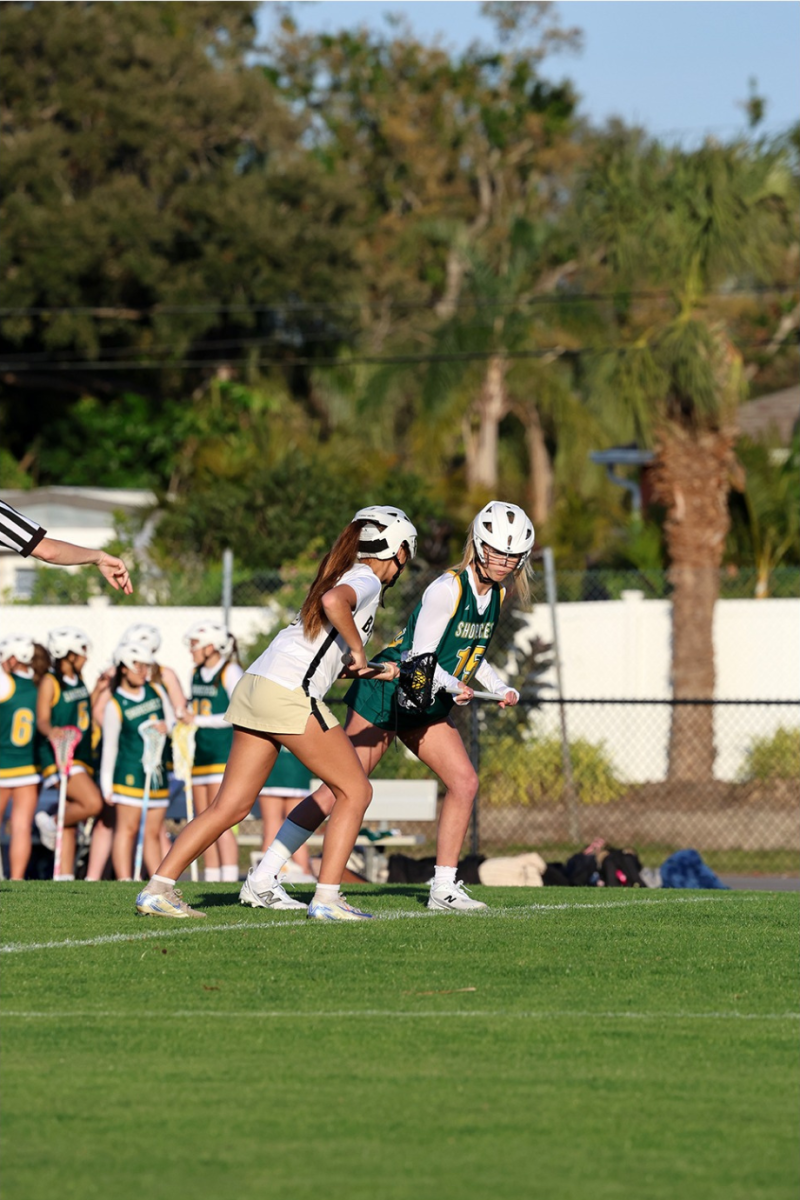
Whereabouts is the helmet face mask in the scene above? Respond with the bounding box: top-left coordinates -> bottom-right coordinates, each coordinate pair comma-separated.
473,502 -> 534,572
122,623 -> 161,654
48,626 -> 92,661
352,505 -> 418,562
0,633 -> 35,666
183,622 -> 233,657
114,641 -> 155,672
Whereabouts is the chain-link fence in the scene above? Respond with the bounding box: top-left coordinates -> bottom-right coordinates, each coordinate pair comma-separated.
289,696 -> 798,876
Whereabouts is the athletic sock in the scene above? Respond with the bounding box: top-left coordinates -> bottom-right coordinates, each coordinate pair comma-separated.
252,819 -> 313,888
313,883 -> 340,905
204,866 -> 221,883
432,865 -> 457,889
151,873 -> 176,887
220,864 -> 239,883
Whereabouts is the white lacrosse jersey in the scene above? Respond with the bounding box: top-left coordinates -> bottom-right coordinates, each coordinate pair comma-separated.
247,564 -> 382,700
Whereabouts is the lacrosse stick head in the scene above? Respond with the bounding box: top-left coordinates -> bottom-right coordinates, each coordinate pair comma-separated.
139,720 -> 167,774
396,653 -> 437,711
170,722 -> 196,783
49,725 -> 83,775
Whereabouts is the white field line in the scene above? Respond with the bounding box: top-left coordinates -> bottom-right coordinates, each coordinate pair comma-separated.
1,1009 -> 797,1022
1,895 -> 728,956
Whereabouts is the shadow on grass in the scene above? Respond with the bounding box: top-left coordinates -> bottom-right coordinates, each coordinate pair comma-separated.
195,884 -> 432,909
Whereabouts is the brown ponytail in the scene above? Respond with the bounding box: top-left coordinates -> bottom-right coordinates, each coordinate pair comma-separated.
300,522 -> 364,641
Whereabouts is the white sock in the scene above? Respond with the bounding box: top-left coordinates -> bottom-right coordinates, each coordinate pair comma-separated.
152,873 -> 176,887
252,819 -> 312,887
204,867 -> 221,882
220,864 -> 239,883
313,883 -> 340,905
433,865 -> 457,888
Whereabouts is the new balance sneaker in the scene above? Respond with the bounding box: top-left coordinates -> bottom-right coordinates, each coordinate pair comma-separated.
239,868 -> 307,911
307,895 -> 374,921
136,880 -> 206,918
34,809 -> 58,852
427,880 -> 488,912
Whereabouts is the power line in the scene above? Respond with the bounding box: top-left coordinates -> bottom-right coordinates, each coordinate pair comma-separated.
0,284 -> 796,319
1,337 -> 795,372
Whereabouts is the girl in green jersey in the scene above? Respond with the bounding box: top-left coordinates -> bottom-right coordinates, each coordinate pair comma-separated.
36,627 -> 103,878
248,501 -> 534,913
0,634 -> 47,878
100,642 -> 171,881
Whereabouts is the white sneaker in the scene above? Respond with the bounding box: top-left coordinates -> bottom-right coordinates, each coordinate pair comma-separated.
307,895 -> 374,921
427,880 -> 488,912
136,881 -> 206,918
239,868 -> 307,910
35,810 -> 58,852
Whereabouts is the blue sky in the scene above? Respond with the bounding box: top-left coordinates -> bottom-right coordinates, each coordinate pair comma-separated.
258,1 -> 799,141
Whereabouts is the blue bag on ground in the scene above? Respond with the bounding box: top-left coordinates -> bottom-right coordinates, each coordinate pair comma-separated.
660,848 -> 730,890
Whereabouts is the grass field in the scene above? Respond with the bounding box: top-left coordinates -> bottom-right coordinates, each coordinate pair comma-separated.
2,882 -> 798,1200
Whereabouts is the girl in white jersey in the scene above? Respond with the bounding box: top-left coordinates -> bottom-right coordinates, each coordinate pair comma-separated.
136,505 -> 417,921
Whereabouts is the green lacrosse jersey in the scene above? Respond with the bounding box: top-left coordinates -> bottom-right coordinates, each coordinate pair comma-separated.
0,671 -> 39,782
345,569 -> 505,731
190,662 -> 234,775
109,683 -> 169,801
39,671 -> 94,781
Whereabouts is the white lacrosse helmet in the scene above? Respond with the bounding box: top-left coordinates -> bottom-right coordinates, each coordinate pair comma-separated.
353,505 -> 418,561
473,501 -> 534,569
121,623 -> 161,654
48,626 -> 92,660
183,621 -> 234,657
114,641 -> 155,671
0,633 -> 35,665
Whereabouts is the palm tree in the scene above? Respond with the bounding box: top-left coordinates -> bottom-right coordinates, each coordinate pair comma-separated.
579,132 -> 796,778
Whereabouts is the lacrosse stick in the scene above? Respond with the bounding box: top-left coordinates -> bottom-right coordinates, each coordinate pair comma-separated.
171,722 -> 198,882
134,720 -> 167,882
48,725 -> 83,880
343,651 -> 506,707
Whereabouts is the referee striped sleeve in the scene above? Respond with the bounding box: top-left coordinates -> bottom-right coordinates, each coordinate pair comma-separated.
0,498 -> 47,556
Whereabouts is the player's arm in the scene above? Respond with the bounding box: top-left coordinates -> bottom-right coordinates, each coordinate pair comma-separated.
32,537 -> 133,594
36,673 -> 56,739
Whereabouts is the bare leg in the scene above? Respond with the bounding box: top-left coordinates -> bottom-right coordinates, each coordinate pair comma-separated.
6,785 -> 38,880
155,730 -> 280,881
285,709 -> 393,832
191,784 -> 219,870
64,773 -> 103,825
85,804 -> 115,880
401,720 -> 477,867
143,809 -> 166,879
111,805 -> 140,881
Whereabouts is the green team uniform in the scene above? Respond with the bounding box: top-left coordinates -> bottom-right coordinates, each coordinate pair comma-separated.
191,663 -> 234,778
109,683 -> 169,804
345,569 -> 505,732
0,672 -> 40,785
39,671 -> 94,783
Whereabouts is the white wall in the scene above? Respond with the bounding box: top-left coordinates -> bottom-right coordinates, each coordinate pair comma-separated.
515,592 -> 800,782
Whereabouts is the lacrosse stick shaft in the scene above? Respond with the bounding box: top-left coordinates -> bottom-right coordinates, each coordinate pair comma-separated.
446,687 -> 506,701
53,770 -> 69,879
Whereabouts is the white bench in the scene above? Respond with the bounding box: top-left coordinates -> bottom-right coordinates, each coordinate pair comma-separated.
240,778 -> 438,882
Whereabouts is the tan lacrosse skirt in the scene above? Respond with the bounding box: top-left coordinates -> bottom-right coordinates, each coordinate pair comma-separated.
225,673 -> 338,735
